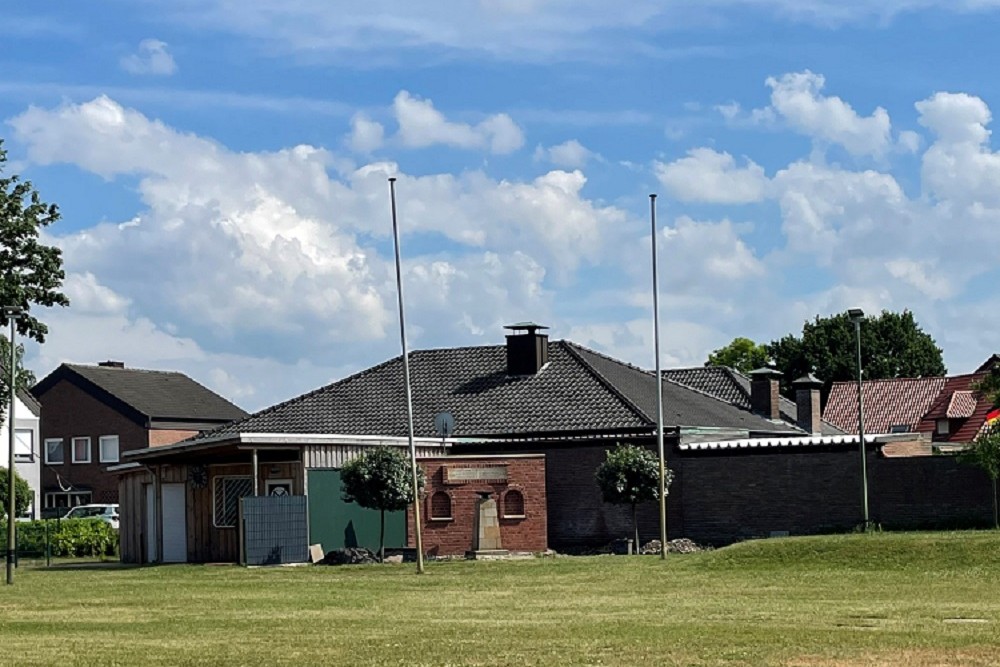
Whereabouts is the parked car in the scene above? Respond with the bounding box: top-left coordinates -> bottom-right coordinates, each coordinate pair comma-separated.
63,504 -> 120,530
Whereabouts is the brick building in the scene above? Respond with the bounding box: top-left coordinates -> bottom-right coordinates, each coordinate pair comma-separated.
114,324 -> 997,561
32,361 -> 247,511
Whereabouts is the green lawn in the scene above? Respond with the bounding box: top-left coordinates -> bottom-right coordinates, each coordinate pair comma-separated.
3,531 -> 1000,666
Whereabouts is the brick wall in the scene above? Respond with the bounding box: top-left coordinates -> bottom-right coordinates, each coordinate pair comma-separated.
37,379 -> 148,504
407,456 -> 547,556
148,429 -> 199,447
674,444 -> 994,544
453,439 -> 682,550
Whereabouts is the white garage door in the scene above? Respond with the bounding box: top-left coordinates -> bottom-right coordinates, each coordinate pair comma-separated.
161,483 -> 187,563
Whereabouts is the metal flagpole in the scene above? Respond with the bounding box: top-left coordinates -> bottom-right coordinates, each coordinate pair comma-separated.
650,194 -> 668,560
388,177 -> 425,574
6,307 -> 19,584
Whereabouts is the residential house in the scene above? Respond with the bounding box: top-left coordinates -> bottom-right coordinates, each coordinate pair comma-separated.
31,361 -> 247,513
0,373 -> 42,519
115,323 -> 810,563
824,355 -> 999,445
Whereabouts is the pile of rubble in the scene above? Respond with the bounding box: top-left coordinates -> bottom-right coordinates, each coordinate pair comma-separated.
316,547 -> 379,565
639,538 -> 707,555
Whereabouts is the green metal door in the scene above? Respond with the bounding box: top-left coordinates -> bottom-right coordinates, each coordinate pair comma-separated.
307,469 -> 407,553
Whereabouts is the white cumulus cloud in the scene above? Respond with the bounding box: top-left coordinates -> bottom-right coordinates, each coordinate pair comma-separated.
766,70 -> 892,157
392,91 -> 524,154
120,39 -> 177,76
655,148 -> 768,204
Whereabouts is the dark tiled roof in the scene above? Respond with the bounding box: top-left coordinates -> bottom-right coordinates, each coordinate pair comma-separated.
33,364 -> 248,423
663,366 -> 845,435
824,377 -> 946,435
207,340 -> 800,441
567,346 -> 794,433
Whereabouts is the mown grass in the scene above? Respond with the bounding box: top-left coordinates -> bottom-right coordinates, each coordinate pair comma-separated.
2,531 -> 1000,666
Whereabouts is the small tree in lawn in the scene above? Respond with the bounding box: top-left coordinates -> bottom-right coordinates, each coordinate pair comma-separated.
595,443 -> 673,550
340,447 -> 424,562
960,424 -> 1000,529
0,466 -> 31,520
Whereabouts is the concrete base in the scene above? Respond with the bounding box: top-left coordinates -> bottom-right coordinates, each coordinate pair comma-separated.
466,549 -> 510,560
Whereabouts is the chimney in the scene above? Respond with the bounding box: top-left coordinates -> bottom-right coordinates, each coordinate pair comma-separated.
749,368 -> 782,420
504,322 -> 549,375
98,360 -> 125,369
793,373 -> 823,434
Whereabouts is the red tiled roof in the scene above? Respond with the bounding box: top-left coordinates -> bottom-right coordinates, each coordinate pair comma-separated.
824,377 -> 945,435
944,390 -> 977,419
916,373 -> 993,442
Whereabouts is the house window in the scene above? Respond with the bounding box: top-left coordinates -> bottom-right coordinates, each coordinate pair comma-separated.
889,424 -> 909,434
45,438 -> 65,465
429,491 -> 452,520
936,419 -> 950,436
14,429 -> 33,462
72,437 -> 92,464
213,476 -> 253,528
502,489 -> 525,518
44,491 -> 93,510
99,435 -> 120,463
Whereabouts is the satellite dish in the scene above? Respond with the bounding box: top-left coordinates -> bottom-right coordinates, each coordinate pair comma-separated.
433,411 -> 455,438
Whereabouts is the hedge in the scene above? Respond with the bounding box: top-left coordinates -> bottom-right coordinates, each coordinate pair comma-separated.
3,519 -> 119,558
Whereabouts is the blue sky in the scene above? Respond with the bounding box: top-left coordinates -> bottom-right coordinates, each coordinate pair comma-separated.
3,1 -> 1000,411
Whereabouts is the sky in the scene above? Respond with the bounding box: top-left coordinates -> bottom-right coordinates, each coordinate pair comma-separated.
3,1 -> 1000,412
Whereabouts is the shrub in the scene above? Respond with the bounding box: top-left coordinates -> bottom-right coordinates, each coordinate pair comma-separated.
7,519 -> 119,558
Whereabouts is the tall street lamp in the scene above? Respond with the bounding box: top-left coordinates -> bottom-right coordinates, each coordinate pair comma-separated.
4,305 -> 22,585
848,307 -> 870,530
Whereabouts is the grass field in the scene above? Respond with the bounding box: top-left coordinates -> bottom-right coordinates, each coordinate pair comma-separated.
2,531 -> 1000,666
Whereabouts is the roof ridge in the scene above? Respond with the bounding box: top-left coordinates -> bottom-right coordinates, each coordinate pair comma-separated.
830,375 -> 946,387
560,341 -> 655,425
65,363 -> 186,376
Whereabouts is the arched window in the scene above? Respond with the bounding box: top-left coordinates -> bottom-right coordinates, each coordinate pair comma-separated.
502,489 -> 525,518
430,491 -> 452,520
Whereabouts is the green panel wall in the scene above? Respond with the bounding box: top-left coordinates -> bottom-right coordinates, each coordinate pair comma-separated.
307,469 -> 406,554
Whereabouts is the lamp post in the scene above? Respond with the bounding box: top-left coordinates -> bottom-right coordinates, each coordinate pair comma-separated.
4,305 -> 22,585
847,307 -> 870,530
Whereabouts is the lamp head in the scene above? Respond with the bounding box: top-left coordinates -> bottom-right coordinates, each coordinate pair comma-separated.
2,306 -> 22,321
847,308 -> 864,322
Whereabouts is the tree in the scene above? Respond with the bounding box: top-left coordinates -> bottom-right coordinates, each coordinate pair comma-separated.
340,447 -> 424,562
960,425 -> 1000,529
767,310 -> 945,401
705,337 -> 770,374
0,139 -> 70,344
0,466 -> 31,519
595,443 -> 673,549
0,139 -> 69,412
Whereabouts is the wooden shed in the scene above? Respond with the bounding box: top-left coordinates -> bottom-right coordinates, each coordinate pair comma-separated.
114,433 -> 452,564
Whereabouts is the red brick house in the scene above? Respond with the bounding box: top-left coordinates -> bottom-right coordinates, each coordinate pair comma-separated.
824,355 -> 998,444
31,361 -> 247,512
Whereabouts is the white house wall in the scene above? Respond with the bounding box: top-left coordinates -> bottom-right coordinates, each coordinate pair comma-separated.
304,443 -> 445,469
0,394 -> 41,519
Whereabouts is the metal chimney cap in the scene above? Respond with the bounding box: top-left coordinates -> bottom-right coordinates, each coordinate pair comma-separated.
504,322 -> 549,332
748,367 -> 782,377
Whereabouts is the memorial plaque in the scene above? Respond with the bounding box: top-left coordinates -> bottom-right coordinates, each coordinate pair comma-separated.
444,465 -> 508,484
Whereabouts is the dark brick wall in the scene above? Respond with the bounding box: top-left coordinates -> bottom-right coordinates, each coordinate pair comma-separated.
37,379 -> 148,504
674,444 -> 994,544
408,456 -> 547,556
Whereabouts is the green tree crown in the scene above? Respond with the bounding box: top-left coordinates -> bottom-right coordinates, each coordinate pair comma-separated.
0,466 -> 32,519
340,447 -> 424,513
